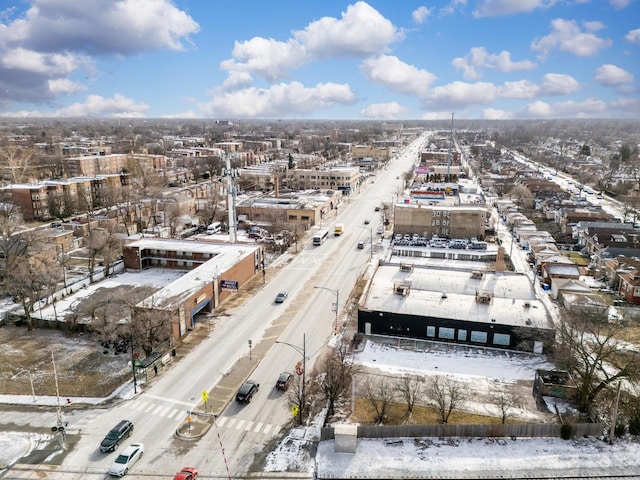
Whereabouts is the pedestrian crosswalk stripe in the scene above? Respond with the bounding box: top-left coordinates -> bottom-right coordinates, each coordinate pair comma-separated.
236,420 -> 245,430
157,406 -> 171,417
254,422 -> 264,432
144,403 -> 156,413
168,408 -> 179,419
244,421 -> 253,431
216,417 -> 227,427
271,425 -> 281,436
225,418 -> 235,429
262,424 -> 272,435
152,405 -> 164,415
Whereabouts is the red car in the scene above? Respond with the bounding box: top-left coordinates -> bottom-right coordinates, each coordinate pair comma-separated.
173,467 -> 198,480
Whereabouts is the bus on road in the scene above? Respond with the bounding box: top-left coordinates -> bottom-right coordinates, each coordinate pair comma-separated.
334,223 -> 344,236
313,229 -> 329,246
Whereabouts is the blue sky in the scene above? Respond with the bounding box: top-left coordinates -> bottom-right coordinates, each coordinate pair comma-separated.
0,0 -> 638,120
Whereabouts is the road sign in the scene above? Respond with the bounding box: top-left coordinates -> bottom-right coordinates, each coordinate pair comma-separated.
291,405 -> 299,417
295,360 -> 304,376
201,391 -> 209,402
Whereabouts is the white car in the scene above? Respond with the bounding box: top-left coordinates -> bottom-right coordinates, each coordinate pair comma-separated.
108,443 -> 144,477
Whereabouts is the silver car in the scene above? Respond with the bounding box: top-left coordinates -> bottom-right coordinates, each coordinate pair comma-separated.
108,443 -> 144,477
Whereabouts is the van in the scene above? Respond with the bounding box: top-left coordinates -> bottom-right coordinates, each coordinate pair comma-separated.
100,420 -> 134,452
206,222 -> 222,234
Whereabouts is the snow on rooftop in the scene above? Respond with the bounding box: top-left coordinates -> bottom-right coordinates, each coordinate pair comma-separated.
363,266 -> 551,329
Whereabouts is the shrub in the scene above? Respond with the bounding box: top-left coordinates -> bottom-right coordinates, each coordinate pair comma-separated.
629,415 -> 640,436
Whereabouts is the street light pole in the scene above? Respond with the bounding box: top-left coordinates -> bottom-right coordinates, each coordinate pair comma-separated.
275,334 -> 306,424
314,286 -> 339,334
11,369 -> 35,402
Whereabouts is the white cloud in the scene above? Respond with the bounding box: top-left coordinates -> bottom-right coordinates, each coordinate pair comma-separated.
523,97 -> 607,118
220,2 -> 401,85
538,73 -> 582,95
594,64 -> 634,86
360,55 -> 436,96
0,0 -> 198,106
199,81 -> 355,118
412,6 -> 432,24
10,0 -> 200,55
220,37 -> 306,82
294,1 -> 402,59
531,18 -> 612,59
48,78 -> 86,94
483,108 -> 515,119
56,93 -> 149,117
424,81 -> 497,110
452,47 -> 536,80
439,0 -> 468,17
359,101 -> 410,119
473,0 -> 559,18
625,28 -> 640,44
609,0 -> 632,8
221,71 -> 254,91
497,80 -> 539,99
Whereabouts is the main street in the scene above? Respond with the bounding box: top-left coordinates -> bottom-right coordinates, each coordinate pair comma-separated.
2,135 -> 427,479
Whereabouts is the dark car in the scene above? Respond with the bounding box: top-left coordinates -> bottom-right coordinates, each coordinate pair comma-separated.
275,372 -> 293,391
236,380 -> 259,403
357,241 -> 365,249
364,219 -> 370,225
100,420 -> 134,453
275,291 -> 288,303
173,467 -> 198,480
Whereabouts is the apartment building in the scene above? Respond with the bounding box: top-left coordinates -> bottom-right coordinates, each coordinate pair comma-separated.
66,153 -> 166,177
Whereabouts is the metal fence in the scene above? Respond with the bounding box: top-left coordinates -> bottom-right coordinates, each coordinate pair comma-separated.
320,422 -> 603,441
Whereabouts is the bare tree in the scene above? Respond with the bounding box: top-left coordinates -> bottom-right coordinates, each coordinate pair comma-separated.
362,376 -> 396,424
554,308 -> 640,414
508,185 -> 534,209
0,204 -> 28,286
0,145 -> 38,184
397,375 -> 425,420
4,249 -> 61,331
427,376 -> 468,424
129,303 -> 172,357
490,385 -> 522,424
315,343 -> 360,418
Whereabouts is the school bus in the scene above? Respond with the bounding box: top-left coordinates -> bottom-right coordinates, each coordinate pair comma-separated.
334,223 -> 344,236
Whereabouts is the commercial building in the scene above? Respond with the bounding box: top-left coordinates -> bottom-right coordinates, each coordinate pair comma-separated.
123,238 -> 263,342
358,263 -> 555,353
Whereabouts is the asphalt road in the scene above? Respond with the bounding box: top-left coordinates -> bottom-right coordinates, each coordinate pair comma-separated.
2,135 -> 427,480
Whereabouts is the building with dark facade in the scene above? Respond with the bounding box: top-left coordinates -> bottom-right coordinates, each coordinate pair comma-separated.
358,264 -> 555,353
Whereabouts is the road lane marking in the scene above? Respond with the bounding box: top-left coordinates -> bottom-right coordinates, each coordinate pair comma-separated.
168,408 -> 179,419
144,403 -> 156,413
216,417 -> 227,427
225,418 -> 235,429
262,424 -> 272,434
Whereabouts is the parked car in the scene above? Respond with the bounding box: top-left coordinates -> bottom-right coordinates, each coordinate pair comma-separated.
100,420 -> 134,453
173,467 -> 198,480
374,206 -> 380,211
275,291 -> 288,303
108,443 -> 144,477
275,372 -> 293,391
376,226 -> 384,235
236,380 -> 259,402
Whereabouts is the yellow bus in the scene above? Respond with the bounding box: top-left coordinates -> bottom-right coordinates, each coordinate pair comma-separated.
334,223 -> 344,236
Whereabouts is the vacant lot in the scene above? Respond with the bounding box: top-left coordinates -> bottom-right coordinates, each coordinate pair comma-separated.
0,325 -> 130,398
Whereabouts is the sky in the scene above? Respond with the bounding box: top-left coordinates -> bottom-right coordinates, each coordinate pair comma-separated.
0,0 -> 638,120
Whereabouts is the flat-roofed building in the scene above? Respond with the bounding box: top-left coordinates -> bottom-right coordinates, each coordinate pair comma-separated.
124,238 -> 263,342
358,264 -> 554,353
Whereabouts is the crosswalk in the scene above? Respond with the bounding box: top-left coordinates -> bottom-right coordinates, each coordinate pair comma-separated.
121,399 -> 282,437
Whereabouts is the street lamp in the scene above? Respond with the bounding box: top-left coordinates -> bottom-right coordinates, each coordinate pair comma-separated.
275,334 -> 306,424
358,225 -> 373,260
314,286 -> 339,334
11,369 -> 35,402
